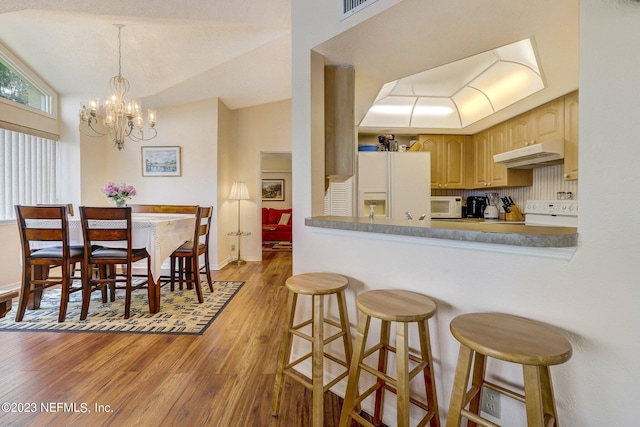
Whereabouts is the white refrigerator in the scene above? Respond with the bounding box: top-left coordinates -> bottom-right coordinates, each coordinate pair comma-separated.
357,151 -> 431,219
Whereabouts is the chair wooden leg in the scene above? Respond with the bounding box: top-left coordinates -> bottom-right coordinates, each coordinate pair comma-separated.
124,271 -> 132,319
467,351 -> 487,427
28,265 -> 48,310
374,319 -> 391,425
312,294 -> 325,427
418,319 -> 440,427
396,321 -> 411,427
148,263 -> 159,314
80,263 -> 93,321
539,366 -> 559,427
58,262 -> 70,322
272,291 -> 298,415
339,311 -> 371,427
15,264 -> 32,322
193,255 -> 203,303
176,258 -> 183,290
523,365 -> 545,427
185,258 -> 194,290
204,252 -> 214,292
170,256 -> 176,291
446,344 -> 474,427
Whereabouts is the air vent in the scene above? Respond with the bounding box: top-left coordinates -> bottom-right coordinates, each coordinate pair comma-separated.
341,0 -> 379,20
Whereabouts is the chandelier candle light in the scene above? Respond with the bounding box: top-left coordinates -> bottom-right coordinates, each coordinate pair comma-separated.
79,24 -> 157,150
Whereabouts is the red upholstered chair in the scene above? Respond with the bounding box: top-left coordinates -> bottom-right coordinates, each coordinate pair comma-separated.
261,208 -> 292,242
15,205 -> 84,322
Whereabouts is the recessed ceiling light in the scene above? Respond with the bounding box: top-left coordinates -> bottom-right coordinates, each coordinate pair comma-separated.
360,38 -> 544,130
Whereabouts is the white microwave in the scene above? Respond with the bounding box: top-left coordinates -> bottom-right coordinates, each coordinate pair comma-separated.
431,196 -> 463,218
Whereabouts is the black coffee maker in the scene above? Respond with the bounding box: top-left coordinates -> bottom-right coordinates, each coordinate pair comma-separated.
466,196 -> 487,218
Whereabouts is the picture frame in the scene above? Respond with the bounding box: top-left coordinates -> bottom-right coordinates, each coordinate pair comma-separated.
262,179 -> 285,201
142,146 -> 181,177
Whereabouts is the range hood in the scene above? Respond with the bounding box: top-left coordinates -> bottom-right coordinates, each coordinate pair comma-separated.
493,138 -> 565,169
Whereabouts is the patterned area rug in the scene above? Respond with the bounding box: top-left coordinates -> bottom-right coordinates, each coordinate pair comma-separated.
262,241 -> 292,252
0,281 -> 244,335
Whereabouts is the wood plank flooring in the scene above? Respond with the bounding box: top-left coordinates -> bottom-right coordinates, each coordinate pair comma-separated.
0,252 -> 373,426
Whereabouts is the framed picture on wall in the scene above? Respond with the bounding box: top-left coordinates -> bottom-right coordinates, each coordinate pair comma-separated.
142,146 -> 181,177
262,179 -> 285,201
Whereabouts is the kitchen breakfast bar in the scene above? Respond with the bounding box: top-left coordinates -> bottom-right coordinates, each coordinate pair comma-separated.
305,216 -> 578,259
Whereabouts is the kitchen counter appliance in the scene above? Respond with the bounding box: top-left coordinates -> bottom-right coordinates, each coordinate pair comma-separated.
431,196 -> 462,219
525,200 -> 578,227
466,196 -> 487,218
484,193 -> 500,219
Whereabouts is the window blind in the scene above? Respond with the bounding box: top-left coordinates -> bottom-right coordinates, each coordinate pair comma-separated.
0,128 -> 58,220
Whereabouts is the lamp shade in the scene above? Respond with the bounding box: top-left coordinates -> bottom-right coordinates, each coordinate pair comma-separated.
229,181 -> 250,200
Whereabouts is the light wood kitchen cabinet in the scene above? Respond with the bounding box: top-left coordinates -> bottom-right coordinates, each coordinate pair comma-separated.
473,124 -> 532,188
532,97 -> 565,143
507,113 -> 534,150
420,134 -> 469,189
563,90 -> 579,180
507,97 -> 564,149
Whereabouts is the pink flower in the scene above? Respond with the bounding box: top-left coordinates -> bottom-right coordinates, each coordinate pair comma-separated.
102,181 -> 136,201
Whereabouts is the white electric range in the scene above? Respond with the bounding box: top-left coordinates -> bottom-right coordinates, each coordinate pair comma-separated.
524,200 -> 578,227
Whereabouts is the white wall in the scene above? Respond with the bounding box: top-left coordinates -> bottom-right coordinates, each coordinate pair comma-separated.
225,99 -> 292,261
292,1 -> 640,426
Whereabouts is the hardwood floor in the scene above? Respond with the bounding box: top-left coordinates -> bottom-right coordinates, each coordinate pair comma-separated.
0,252 -> 369,426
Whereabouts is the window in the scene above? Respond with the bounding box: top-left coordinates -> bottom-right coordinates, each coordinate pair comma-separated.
0,42 -> 55,116
0,128 -> 58,220
0,57 -> 48,112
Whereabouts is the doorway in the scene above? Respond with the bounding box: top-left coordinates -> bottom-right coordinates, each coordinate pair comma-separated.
259,151 -> 292,253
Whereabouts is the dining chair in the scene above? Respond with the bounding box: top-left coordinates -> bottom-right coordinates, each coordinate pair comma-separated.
15,205 -> 84,322
168,206 -> 214,303
129,204 -> 198,214
79,206 -> 154,319
37,203 -> 75,216
37,203 -> 82,277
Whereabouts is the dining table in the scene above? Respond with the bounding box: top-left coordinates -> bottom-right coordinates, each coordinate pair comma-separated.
27,212 -> 196,313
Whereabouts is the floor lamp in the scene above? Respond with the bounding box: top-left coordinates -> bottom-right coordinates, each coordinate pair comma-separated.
229,181 -> 250,265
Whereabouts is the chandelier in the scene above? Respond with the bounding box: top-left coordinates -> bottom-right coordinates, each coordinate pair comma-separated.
79,24 -> 157,150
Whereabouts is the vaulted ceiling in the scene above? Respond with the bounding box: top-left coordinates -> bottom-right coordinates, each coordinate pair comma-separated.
0,0 -> 578,135
0,0 -> 291,110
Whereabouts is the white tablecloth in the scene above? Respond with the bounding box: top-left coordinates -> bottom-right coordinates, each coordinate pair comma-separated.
29,213 -> 195,283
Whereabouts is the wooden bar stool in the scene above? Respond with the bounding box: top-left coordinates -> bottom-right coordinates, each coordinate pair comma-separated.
446,313 -> 572,427
340,289 -> 440,427
271,272 -> 353,427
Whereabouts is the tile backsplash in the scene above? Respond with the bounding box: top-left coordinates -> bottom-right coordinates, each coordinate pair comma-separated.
433,164 -> 578,208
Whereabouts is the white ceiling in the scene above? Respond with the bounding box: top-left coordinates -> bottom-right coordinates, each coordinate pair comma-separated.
0,0 -> 578,134
315,0 -> 579,135
0,0 -> 291,110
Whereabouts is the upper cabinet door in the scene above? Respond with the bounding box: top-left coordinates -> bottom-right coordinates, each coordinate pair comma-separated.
507,113 -> 533,150
532,97 -> 565,143
564,91 -> 579,180
442,135 -> 468,188
419,135 -> 443,188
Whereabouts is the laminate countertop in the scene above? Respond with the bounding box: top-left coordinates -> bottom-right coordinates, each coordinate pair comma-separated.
304,216 -> 578,248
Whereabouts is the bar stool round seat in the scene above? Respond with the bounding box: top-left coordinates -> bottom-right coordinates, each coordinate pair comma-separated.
357,288 -> 437,322
447,313 -> 572,427
272,273 -> 353,427
285,272 -> 349,295
340,289 -> 440,427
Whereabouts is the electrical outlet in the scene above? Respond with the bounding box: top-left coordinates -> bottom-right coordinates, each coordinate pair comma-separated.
481,387 -> 501,418
231,245 -> 236,251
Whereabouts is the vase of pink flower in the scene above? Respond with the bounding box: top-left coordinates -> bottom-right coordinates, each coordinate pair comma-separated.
102,182 -> 136,207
